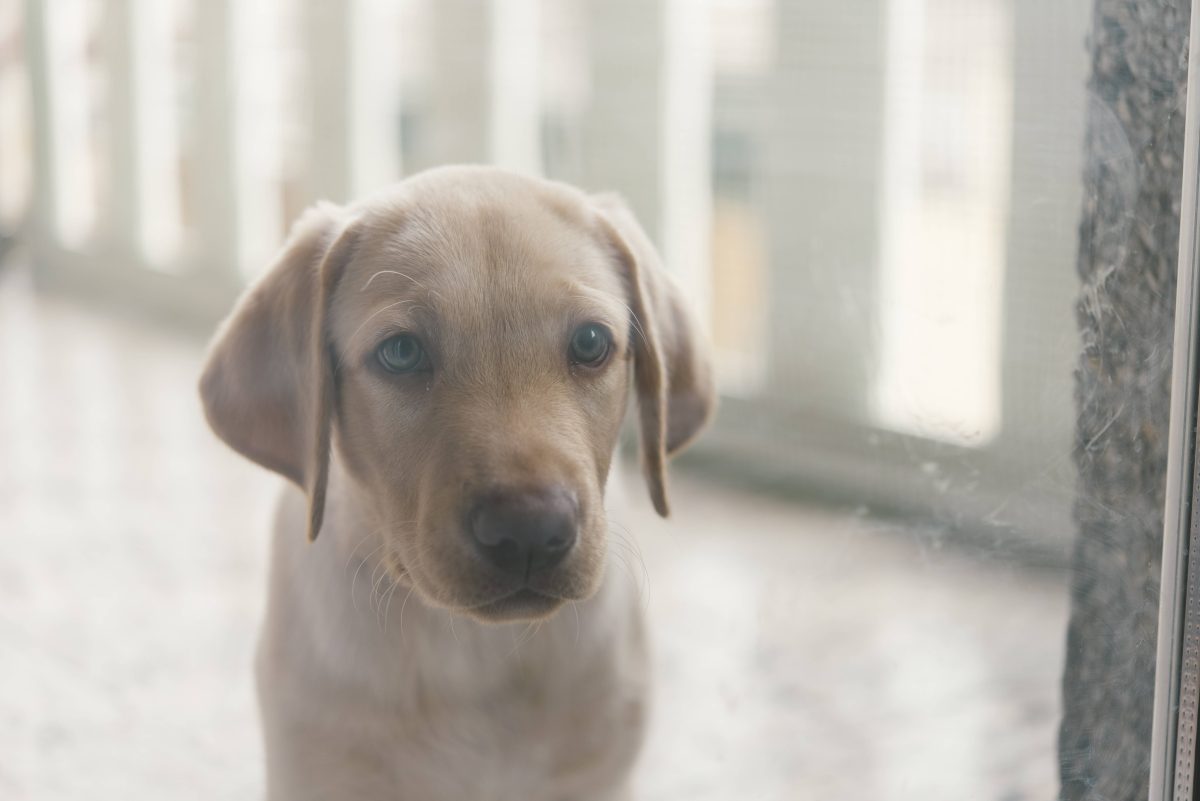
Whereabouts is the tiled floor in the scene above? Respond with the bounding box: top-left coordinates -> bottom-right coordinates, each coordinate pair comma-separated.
0,263 -> 1069,800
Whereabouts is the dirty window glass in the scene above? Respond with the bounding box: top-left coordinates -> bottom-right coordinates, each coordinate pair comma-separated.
0,0 -> 1188,799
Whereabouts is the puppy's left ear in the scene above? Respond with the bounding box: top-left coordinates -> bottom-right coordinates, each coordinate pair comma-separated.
592,194 -> 716,517
198,202 -> 360,541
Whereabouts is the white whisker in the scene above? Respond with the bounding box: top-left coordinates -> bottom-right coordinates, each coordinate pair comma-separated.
349,540 -> 388,614
399,585 -> 417,645
617,301 -> 649,344
362,269 -> 419,291
608,523 -> 651,611
369,556 -> 394,621
381,578 -> 402,631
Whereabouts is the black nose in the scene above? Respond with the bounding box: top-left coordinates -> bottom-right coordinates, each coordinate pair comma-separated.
469,487 -> 579,578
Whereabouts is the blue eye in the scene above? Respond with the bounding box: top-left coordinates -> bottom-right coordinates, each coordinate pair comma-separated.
569,324 -> 612,366
376,334 -> 426,373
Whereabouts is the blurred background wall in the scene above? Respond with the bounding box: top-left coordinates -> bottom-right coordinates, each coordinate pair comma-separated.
1,0 -> 1092,561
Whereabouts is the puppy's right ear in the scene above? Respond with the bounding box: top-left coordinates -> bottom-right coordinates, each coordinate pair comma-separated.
198,202 -> 359,541
592,194 -> 716,518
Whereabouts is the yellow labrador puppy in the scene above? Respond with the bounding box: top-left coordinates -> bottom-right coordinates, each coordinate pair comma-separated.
199,166 -> 713,800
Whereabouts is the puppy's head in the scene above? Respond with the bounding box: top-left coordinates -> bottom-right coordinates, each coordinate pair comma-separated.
199,167 -> 714,622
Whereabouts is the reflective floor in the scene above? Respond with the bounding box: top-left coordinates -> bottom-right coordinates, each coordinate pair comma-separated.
0,263 -> 1068,800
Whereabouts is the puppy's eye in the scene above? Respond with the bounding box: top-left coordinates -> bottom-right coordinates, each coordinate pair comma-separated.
569,324 -> 612,367
376,334 -> 427,373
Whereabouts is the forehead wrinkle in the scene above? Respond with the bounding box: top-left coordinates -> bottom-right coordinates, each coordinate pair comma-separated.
568,281 -> 627,315
357,201 -> 483,281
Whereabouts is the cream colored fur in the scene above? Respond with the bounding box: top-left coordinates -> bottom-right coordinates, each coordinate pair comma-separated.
199,166 -> 713,800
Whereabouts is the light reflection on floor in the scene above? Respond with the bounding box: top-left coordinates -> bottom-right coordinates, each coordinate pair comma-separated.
629,478 -> 1066,801
0,265 -> 1068,800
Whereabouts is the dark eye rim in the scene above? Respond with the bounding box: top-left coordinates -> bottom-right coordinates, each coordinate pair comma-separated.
374,332 -> 431,374
568,323 -> 614,368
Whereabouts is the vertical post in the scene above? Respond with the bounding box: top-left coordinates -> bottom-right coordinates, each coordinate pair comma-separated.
100,0 -> 140,259
1059,0 -> 1191,797
22,0 -> 58,250
303,0 -> 356,203
349,0 -> 404,195
100,0 -> 183,268
582,0 -> 710,310
414,0 -> 493,169
582,0 -> 665,237
0,2 -> 27,228
190,0 -> 240,281
99,0 -> 182,268
1000,0 -> 1090,457
31,0 -> 98,250
411,0 -> 541,174
872,0 -> 924,431
660,0 -> 712,322
1151,2 -> 1200,794
761,0 -> 887,420
490,0 -> 541,175
233,0 -> 284,278
132,0 -> 183,266
305,0 -> 406,204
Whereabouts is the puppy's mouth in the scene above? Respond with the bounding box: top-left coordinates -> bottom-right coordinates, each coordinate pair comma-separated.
465,587 -> 565,622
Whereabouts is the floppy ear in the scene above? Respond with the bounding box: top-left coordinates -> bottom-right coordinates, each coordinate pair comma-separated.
198,202 -> 359,541
592,194 -> 716,517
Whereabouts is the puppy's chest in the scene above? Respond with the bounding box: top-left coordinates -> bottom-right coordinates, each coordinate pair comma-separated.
377,659 -> 645,800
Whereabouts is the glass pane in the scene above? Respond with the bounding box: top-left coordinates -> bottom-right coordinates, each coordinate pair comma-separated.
2,0 -> 1186,797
